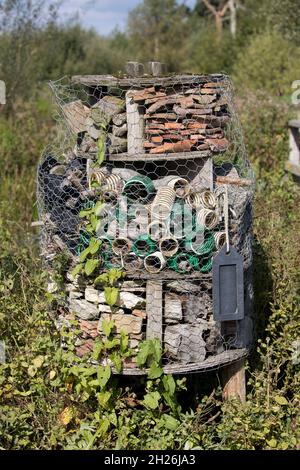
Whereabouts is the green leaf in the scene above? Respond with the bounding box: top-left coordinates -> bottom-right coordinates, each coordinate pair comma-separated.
274,396 -> 288,405
94,273 -> 109,286
161,414 -> 180,431
162,375 -> 176,396
98,416 -> 110,435
89,237 -> 101,255
120,330 -> 129,354
267,438 -> 277,448
97,390 -> 112,408
110,352 -> 122,373
92,341 -> 103,361
71,263 -> 83,277
102,319 -> 114,337
148,362 -> 163,379
79,208 -> 94,218
104,286 -> 119,306
97,365 -> 111,389
107,269 -> 124,286
84,258 -> 99,276
137,341 -> 152,367
79,247 -> 91,262
143,391 -> 161,410
94,201 -> 105,216
97,134 -> 106,165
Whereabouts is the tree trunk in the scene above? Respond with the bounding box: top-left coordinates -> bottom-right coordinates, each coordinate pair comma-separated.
228,0 -> 237,38
215,14 -> 223,40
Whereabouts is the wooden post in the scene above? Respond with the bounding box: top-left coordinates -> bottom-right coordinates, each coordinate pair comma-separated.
221,358 -> 246,402
126,91 -> 145,156
146,280 -> 163,342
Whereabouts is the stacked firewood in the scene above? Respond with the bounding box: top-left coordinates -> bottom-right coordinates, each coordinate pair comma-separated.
129,82 -> 230,154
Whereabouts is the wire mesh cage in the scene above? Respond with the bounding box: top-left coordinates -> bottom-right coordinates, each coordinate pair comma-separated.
37,67 -> 255,374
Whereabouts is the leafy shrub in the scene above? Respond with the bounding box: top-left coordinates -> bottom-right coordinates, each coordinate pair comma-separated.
233,31 -> 300,97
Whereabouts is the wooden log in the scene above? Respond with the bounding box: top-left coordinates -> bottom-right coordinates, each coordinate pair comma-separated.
126,90 -> 145,155
91,96 -> 125,126
216,176 -> 253,186
221,359 -> 246,403
62,100 -> 90,134
146,280 -> 163,342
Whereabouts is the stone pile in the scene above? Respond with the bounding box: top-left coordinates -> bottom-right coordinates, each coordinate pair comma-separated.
55,275 -> 222,363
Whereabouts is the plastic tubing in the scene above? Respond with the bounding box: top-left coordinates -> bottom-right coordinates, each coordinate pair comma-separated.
132,235 -> 157,257
90,169 -> 106,186
123,175 -> 155,203
185,231 -> 215,256
147,220 -> 168,241
199,190 -> 217,210
185,192 -> 203,209
123,252 -> 143,271
150,186 -> 176,220
144,251 -> 166,273
197,208 -> 219,230
167,252 -> 199,274
112,237 -> 132,255
167,177 -> 190,199
159,237 -> 179,258
214,231 -> 227,250
103,174 -> 124,192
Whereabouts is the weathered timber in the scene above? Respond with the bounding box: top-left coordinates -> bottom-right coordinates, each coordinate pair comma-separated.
71,74 -> 227,89
126,90 -> 144,155
146,280 -> 163,342
221,358 -> 246,403
105,150 -> 210,162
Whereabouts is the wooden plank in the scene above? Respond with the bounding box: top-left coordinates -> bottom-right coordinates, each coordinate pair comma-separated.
105,150 -> 210,162
126,90 -> 144,155
71,74 -> 227,89
146,280 -> 163,342
125,271 -> 212,281
221,358 -> 246,403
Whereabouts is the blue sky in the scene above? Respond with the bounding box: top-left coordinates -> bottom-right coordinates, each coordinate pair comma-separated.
59,0 -> 197,35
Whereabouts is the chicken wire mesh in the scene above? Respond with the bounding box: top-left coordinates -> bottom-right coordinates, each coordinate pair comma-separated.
37,72 -> 254,373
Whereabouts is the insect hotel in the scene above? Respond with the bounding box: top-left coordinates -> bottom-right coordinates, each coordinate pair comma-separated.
38,62 -> 255,400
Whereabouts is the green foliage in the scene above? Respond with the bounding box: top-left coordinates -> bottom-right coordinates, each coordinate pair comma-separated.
233,30 -> 300,96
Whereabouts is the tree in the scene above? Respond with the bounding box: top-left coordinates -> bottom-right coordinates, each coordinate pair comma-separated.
197,0 -> 243,39
0,0 -> 58,114
127,0 -> 191,71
